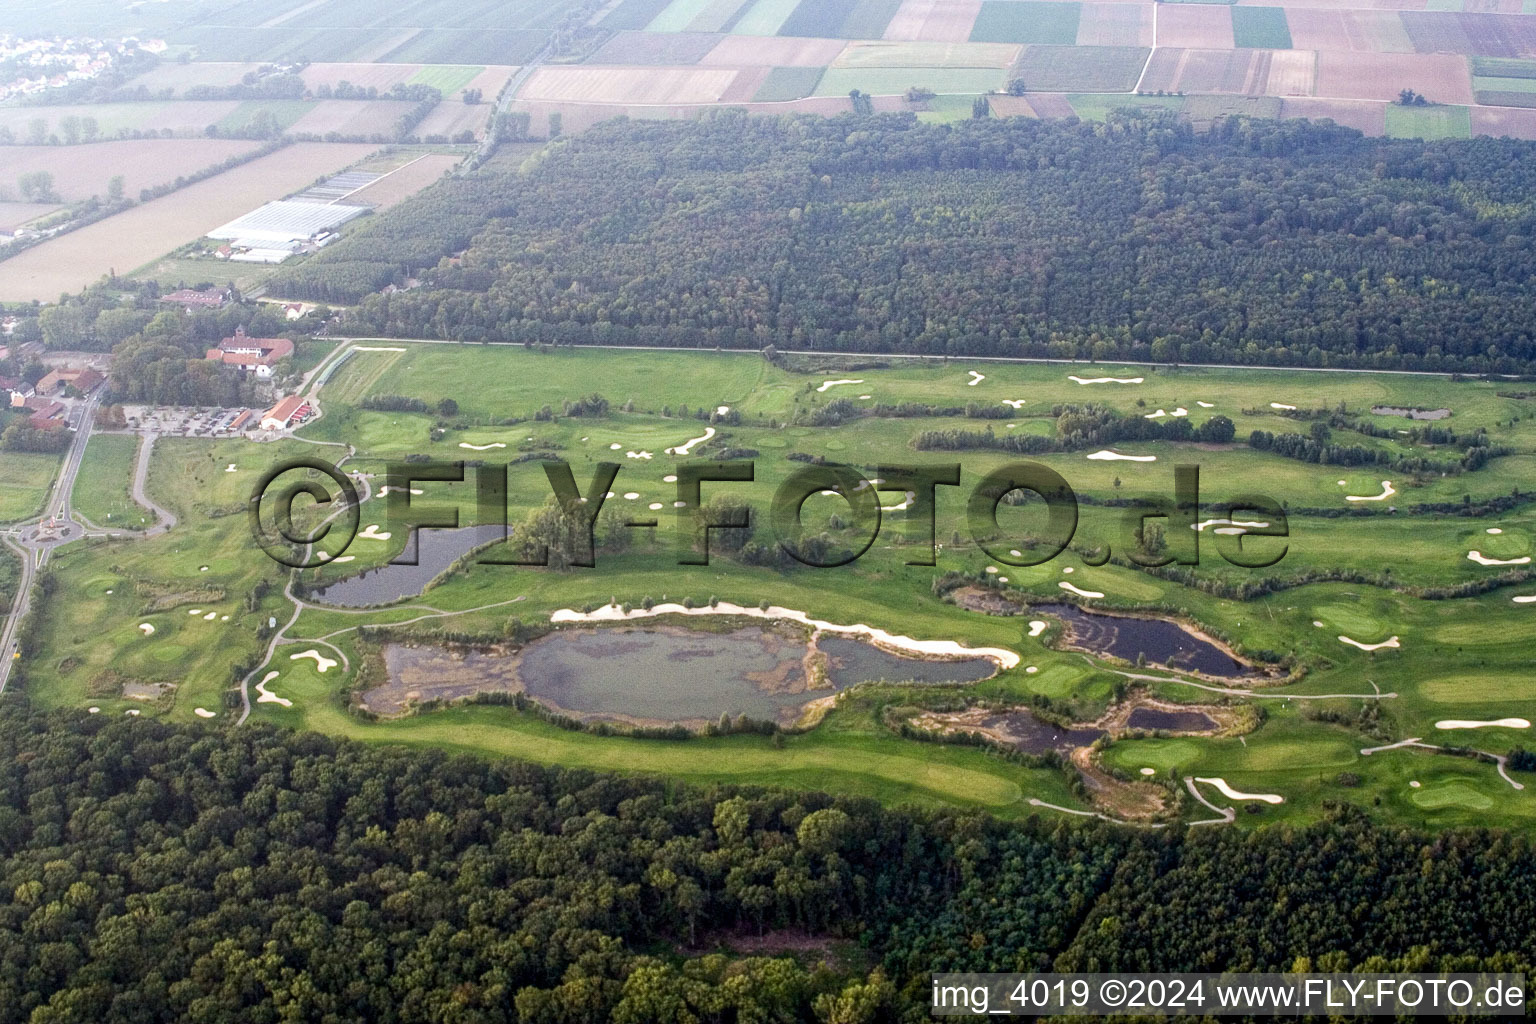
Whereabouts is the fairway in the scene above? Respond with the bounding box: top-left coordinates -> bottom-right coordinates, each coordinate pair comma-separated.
0,451 -> 59,523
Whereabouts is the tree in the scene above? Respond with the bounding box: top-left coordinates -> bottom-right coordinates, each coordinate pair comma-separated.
972,96 -> 991,119
26,117 -> 46,146
547,112 -> 563,139
435,397 -> 458,417
17,171 -> 57,203
904,85 -> 936,103
106,175 -> 125,203
59,115 -> 81,146
1007,78 -> 1027,96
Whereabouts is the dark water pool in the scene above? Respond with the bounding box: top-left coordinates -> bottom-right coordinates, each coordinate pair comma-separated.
1035,604 -> 1252,678
313,525 -> 505,607
1125,706 -> 1218,732
977,711 -> 1104,754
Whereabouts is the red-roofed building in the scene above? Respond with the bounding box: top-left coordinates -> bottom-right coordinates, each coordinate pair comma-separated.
205,327 -> 294,379
160,288 -> 228,311
25,398 -> 64,428
35,367 -> 104,395
259,395 -> 310,431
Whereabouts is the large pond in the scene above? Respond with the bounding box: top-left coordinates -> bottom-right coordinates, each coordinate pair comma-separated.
1035,604 -> 1253,678
313,525 -> 505,607
1125,706 -> 1217,732
370,625 -> 998,723
976,710 -> 1104,754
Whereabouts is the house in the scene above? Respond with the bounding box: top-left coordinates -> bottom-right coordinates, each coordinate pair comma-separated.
259,395 -> 310,431
282,302 -> 309,320
24,398 -> 64,428
35,367 -> 104,396
205,328 -> 294,379
160,288 -> 227,312
229,409 -> 254,432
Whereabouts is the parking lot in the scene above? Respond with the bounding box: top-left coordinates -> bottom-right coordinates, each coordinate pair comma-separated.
121,405 -> 254,438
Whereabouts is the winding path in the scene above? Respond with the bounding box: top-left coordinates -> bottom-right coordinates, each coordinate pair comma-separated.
131,434 -> 178,537
1361,737 -> 1526,791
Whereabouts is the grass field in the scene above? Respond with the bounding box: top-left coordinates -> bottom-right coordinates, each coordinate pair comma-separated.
1385,103 -> 1472,139
1230,6 -> 1292,49
22,344 -> 1536,829
970,1 -> 1083,44
813,66 -> 1007,96
1011,44 -> 1148,92
0,451 -> 59,523
1068,93 -> 1185,121
405,65 -> 485,93
73,434 -> 146,530
753,66 -> 826,101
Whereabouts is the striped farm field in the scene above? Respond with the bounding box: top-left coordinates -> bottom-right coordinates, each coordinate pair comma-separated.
1280,96 -> 1387,135
812,64 -> 1006,94
518,66 -> 741,103
1284,10 -> 1413,53
1474,75 -> 1536,93
752,66 -> 825,99
733,0 -> 801,35
775,0 -> 902,38
1231,6 -> 1292,49
648,0 -> 720,31
1470,56 -> 1536,78
884,0 -> 984,42
1157,4 -> 1235,48
1075,3 -> 1153,46
411,100 -> 493,139
1011,44 -> 1148,91
600,0 -> 675,30
1470,103 -> 1536,137
1315,51 -> 1472,104
833,40 -> 1020,68
299,63 -> 421,91
686,0 -> 758,31
590,30 -> 725,64
970,2 -> 1082,44
1384,102 -> 1472,139
699,35 -> 845,64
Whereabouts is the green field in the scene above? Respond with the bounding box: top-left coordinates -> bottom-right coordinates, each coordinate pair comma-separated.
73,434 -> 145,530
20,344 -> 1536,829
734,0 -> 800,35
1472,75 -> 1536,94
214,99 -> 315,134
970,1 -> 1082,45
753,66 -> 826,102
1069,92 -> 1185,121
1011,44 -> 1149,93
405,65 -> 485,94
1384,104 -> 1471,141
0,450 -> 59,523
1470,56 -> 1536,79
814,66 -> 1008,97
1230,6 -> 1292,49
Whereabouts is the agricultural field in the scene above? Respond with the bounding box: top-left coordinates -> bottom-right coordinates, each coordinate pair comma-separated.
286,100 -> 418,136
752,66 -> 827,100
0,101 -> 243,140
0,140 -> 260,203
24,344 -> 1536,829
1010,44 -> 1148,92
813,64 -> 1006,95
1230,5 -> 1292,49
0,142 -> 378,302
1385,101 -> 1473,138
520,66 -> 745,103
339,153 -> 461,209
969,1 -> 1083,45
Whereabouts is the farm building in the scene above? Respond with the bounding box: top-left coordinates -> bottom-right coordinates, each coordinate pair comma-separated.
35,367 -> 104,395
207,200 -> 368,263
159,288 -> 228,312
205,328 -> 294,378
259,394 -> 310,431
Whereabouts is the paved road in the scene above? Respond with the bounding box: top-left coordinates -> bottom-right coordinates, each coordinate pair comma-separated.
0,392 -> 100,693
323,336 -> 1473,379
131,434 -> 178,537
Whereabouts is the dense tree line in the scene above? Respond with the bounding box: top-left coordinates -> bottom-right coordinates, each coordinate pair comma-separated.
277,112 -> 1536,372
916,407 -> 1236,453
0,708 -> 1530,1022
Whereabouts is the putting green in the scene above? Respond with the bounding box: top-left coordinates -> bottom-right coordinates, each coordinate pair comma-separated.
149,644 -> 188,663
1103,738 -> 1201,772
1311,602 -> 1385,637
1410,779 -> 1495,811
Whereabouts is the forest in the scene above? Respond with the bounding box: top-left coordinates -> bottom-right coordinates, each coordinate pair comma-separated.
274,111 -> 1536,374
0,706 -> 1531,1023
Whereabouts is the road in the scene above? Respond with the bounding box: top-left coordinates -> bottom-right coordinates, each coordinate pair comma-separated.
0,391 -> 100,693
131,434 -> 178,537
323,336 -> 1474,379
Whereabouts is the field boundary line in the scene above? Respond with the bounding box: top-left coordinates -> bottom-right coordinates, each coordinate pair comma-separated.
1132,2 -> 1158,94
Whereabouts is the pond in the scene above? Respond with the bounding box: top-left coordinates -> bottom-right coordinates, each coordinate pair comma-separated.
369,625 -> 999,723
1125,706 -> 1218,732
975,710 -> 1104,754
1371,406 -> 1450,421
312,525 -> 505,607
1035,604 -> 1253,678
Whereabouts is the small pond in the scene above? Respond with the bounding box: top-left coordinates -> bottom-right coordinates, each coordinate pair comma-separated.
370,625 -> 998,724
1125,706 -> 1218,732
1035,604 -> 1252,678
1371,406 -> 1450,421
313,525 -> 505,607
976,710 -> 1104,755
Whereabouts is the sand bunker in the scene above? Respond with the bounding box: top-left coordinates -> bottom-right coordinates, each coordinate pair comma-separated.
648,502 -> 664,510
1192,518 -> 1269,535
332,555 -> 354,563
1339,635 -> 1400,651
291,649 -> 338,673
353,345 -> 407,352
673,500 -> 687,508
1069,375 -> 1142,385
199,566 -> 209,572
254,671 -> 291,707
358,525 -> 391,540
194,707 -> 216,718
985,566 -> 998,574
716,406 -> 729,415
880,491 -> 915,512
627,450 -> 653,460
458,442 -> 506,451
665,428 -> 714,455
203,612 -> 217,620
1345,481 -> 1396,502
225,464 -> 237,472
1001,399 -> 1026,408
609,443 -> 622,450
125,709 -> 140,717
375,486 -> 424,497
138,623 -> 154,635
1512,595 -> 1536,604
1197,401 -> 1214,408
1468,550 -> 1530,566
1172,407 -> 1187,417
1143,409 -> 1166,419
1140,767 -> 1156,776
816,379 -> 864,392
1087,450 -> 1156,462
220,615 -> 228,621
663,474 -> 677,483
1196,777 -> 1283,804
1435,718 -> 1530,730
1061,567 -> 1074,574
550,601 -> 1020,669
87,707 -> 99,713
859,394 -> 871,399
1028,620 -> 1047,637
188,609 -> 201,615
1270,402 -> 1297,410
623,492 -> 640,500
966,371 -> 985,386
1488,528 -> 1504,535
1059,582 -> 1104,599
